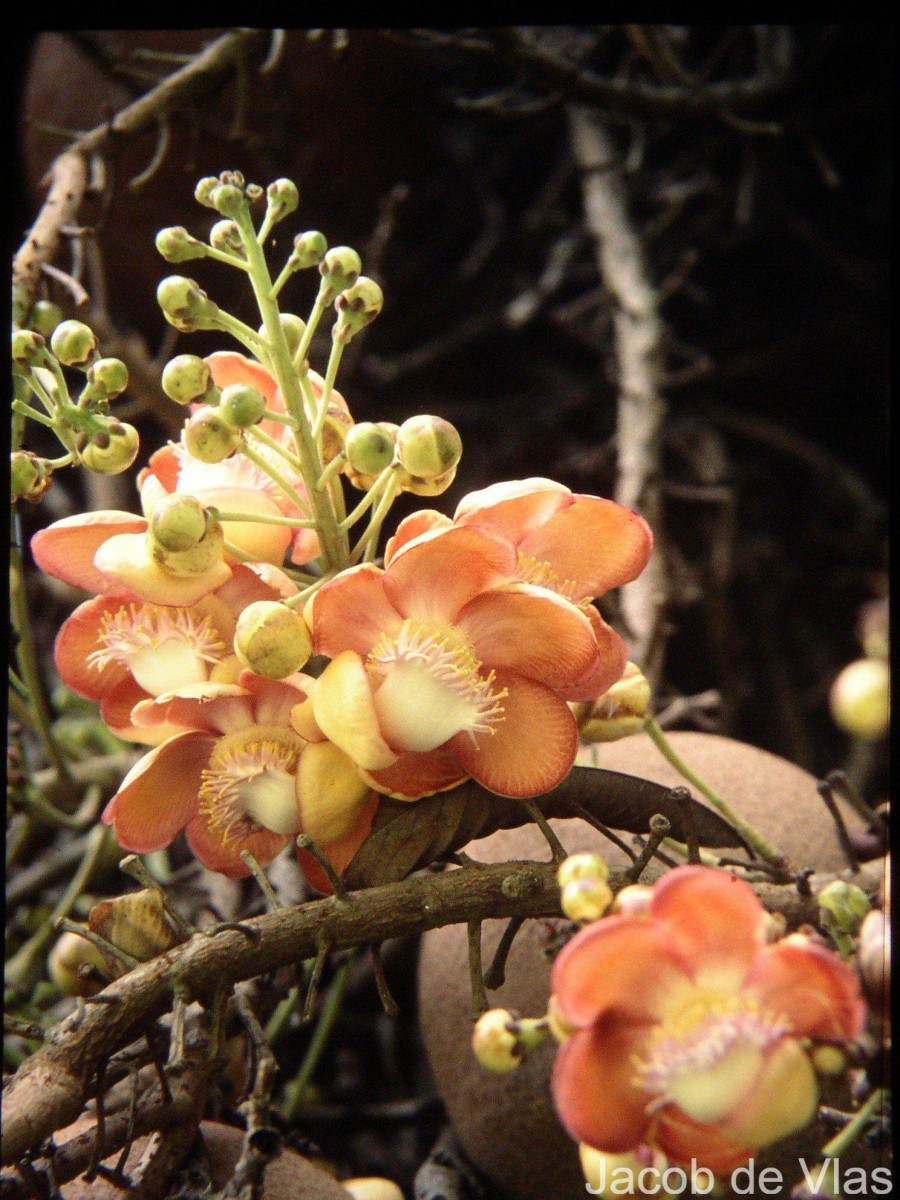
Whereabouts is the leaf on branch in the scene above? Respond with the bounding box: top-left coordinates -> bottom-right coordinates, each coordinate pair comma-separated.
344,765 -> 749,888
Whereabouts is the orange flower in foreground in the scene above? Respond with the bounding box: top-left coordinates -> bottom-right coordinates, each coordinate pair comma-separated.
52,563 -> 296,743
103,671 -> 377,888
551,866 -> 866,1175
307,522 -> 628,799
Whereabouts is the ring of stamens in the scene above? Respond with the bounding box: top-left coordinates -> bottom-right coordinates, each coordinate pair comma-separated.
87,603 -> 226,694
367,619 -> 507,751
198,725 -> 305,843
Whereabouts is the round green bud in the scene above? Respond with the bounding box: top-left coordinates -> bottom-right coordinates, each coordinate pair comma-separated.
29,299 -> 64,338
334,277 -> 384,341
11,328 -> 47,368
161,355 -> 213,405
11,451 -> 52,501
155,226 -> 206,263
266,178 -> 299,220
233,600 -> 313,679
183,409 -> 241,463
292,231 -> 328,269
829,658 -> 890,740
396,415 -> 463,480
258,313 -> 307,357
219,383 -> 267,429
818,880 -> 871,935
344,422 -> 396,477
195,176 -> 221,207
209,220 -> 245,256
209,183 -> 245,219
86,357 -> 129,399
150,511 -> 224,578
148,493 -> 208,552
50,319 -> 98,368
157,276 -> 220,332
80,422 -> 140,475
397,464 -> 458,497
319,246 -> 361,299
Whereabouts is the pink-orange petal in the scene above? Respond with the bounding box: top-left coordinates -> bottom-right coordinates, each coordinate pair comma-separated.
649,866 -> 766,982
456,584 -> 601,693
384,525 -> 517,623
131,687 -> 254,736
552,1019 -> 652,1153
653,1106 -> 753,1176
519,495 -> 654,601
450,671 -> 578,798
298,791 -> 381,893
185,812 -> 288,878
99,677 -> 171,744
103,732 -> 212,852
384,510 -> 453,565
361,745 -> 468,800
205,350 -> 279,405
746,935 -> 867,1041
139,444 -> 180,494
551,915 -> 692,1028
31,511 -> 148,595
238,670 -> 311,726
454,478 -> 570,540
53,596 -> 131,700
310,564 -> 403,658
564,606 -> 629,702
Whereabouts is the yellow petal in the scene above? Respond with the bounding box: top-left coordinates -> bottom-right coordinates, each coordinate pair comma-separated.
312,651 -> 398,770
298,740 -> 372,844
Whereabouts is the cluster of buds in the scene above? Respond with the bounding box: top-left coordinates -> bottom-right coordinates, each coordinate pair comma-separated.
557,852 -> 613,924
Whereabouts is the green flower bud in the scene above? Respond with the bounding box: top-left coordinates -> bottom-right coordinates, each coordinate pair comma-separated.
245,182 -> 264,202
183,409 -> 241,463
11,451 -> 52,502
195,176 -> 221,207
157,276 -> 220,332
397,464 -> 458,497
50,319 -> 98,368
818,880 -> 871,937
11,328 -> 47,368
161,354 -> 213,405
219,382 -> 267,429
233,600 -> 313,679
334,277 -> 384,343
557,852 -> 610,890
560,877 -> 613,924
155,225 -> 207,263
80,422 -> 140,475
266,177 -> 299,220
209,182 -> 245,219
292,230 -> 328,269
149,493 -> 208,552
321,404 -> 355,465
150,510 -> 224,577
86,357 -> 129,399
344,422 -> 396,477
258,313 -> 307,357
319,245 -> 361,300
396,415 -> 462,480
830,658 -> 890,740
29,299 -> 64,338
209,220 -> 245,257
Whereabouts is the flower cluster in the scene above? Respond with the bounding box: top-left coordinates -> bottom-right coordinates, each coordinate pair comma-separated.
24,171 -> 653,889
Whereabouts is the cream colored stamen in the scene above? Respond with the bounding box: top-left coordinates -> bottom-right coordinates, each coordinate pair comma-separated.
88,603 -> 226,695
199,726 -> 304,842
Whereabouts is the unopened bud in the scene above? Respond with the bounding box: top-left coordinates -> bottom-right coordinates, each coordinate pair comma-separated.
209,220 -> 245,257
162,354 -> 214,406
29,299 -> 64,338
345,422 -> 396,477
157,276 -> 220,333
471,1008 -> 521,1073
48,929 -> 107,997
292,230 -> 328,269
818,880 -> 871,939
155,225 -> 206,262
319,245 -> 361,300
266,177 -> 299,220
220,383 -> 267,429
811,1045 -> 847,1077
209,182 -> 245,219
234,601 -> 313,679
195,176 -> 222,207
561,876 -> 613,924
80,422 -> 140,475
86,357 -> 129,399
397,464 -> 457,497
321,404 -> 355,465
183,409 -> 242,463
579,662 -> 652,743
150,510 -> 224,578
557,852 -> 610,890
12,328 -> 47,368
611,883 -> 653,917
830,657 -> 889,739
334,277 -> 383,342
50,319 -> 98,368
396,415 -> 462,480
149,493 -> 208,552
258,312 -> 307,357
343,1180 -> 404,1200
11,451 -> 52,501
88,889 -> 180,978
857,908 -> 889,1018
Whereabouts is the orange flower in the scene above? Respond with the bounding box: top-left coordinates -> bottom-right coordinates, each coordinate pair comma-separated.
103,670 -> 377,887
306,523 -> 627,799
52,563 -> 297,743
550,866 -> 866,1175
